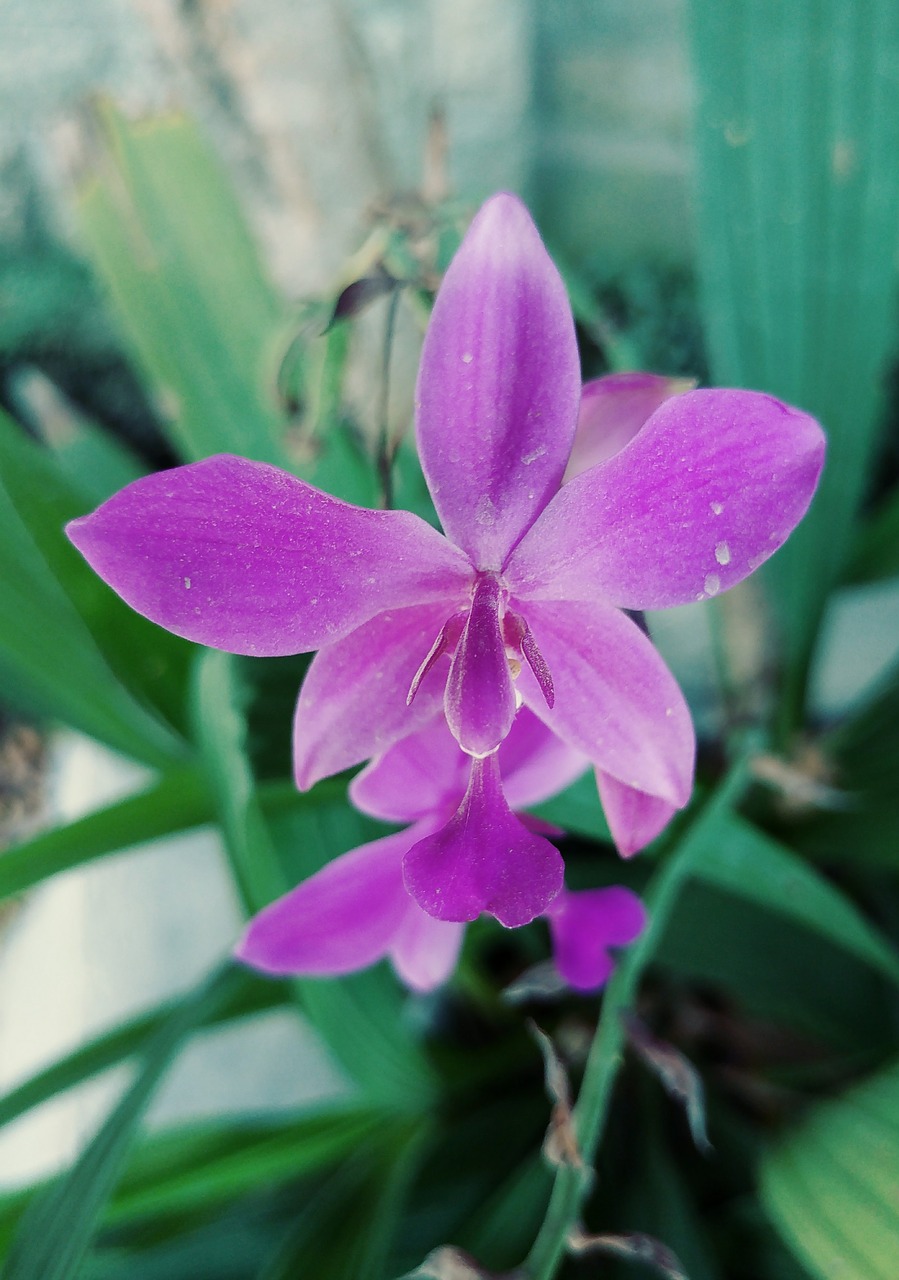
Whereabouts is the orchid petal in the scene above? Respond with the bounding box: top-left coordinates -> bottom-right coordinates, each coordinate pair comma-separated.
506,389 -> 826,609
294,602 -> 456,790
497,708 -> 589,811
234,827 -> 419,976
416,193 -> 581,570
547,886 -> 647,991
403,753 -> 564,927
563,373 -> 693,480
596,771 -> 679,857
445,574 -> 516,757
514,598 -> 694,807
350,716 -> 467,823
67,454 -> 470,655
389,910 -> 465,992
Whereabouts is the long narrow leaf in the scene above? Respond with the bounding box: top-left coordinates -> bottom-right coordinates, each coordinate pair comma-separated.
1,964 -> 238,1280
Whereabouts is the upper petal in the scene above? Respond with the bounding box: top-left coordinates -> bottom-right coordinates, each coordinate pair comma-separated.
415,193 -> 581,570
563,373 -> 693,481
514,598 -> 695,807
234,827 -> 417,977
294,602 -> 457,790
546,886 -> 647,991
505,389 -> 826,609
67,454 -> 470,656
402,753 -> 564,927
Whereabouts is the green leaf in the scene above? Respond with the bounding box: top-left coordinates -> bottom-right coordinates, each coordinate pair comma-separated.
0,969 -> 283,1133
0,768 -> 308,905
1,964 -> 237,1280
846,483 -> 899,585
258,1122 -> 427,1280
75,103 -> 291,469
190,649 -> 436,1110
760,1057 -> 899,1280
687,1 -> 899,715
690,813 -> 899,985
0,426 -> 186,766
103,1106 -> 386,1230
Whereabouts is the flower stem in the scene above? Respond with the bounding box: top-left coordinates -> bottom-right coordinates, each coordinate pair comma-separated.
524,741 -> 759,1279
377,286 -> 402,509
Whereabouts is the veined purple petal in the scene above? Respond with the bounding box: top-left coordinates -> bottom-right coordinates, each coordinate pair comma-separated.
546,886 -> 647,991
350,715 -> 468,823
514,598 -> 694,808
596,771 -> 678,857
294,602 -> 458,790
563,373 -> 693,481
389,910 -> 465,992
416,193 -> 581,570
234,827 -> 419,976
66,454 -> 471,656
445,574 -> 516,757
497,708 -> 588,811
505,389 -> 825,609
403,753 -> 564,927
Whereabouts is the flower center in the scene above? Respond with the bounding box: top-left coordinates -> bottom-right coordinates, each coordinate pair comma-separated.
406,571 -> 554,714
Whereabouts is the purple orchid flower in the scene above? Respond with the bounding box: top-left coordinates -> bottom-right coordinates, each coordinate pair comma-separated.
66,193 -> 825,927
236,708 -> 646,993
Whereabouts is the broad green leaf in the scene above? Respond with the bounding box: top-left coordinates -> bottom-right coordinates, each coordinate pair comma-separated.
846,483 -> 899,585
760,1057 -> 899,1280
191,649 -> 436,1110
796,655 -> 899,868
0,408 -> 191,747
76,104 -> 291,468
2,964 -> 237,1280
687,1 -> 899,716
0,969 -> 283,1133
37,411 -> 148,507
690,813 -> 899,985
0,442 -> 184,767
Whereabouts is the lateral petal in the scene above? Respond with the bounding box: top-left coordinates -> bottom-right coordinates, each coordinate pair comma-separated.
293,602 -> 456,790
234,827 -> 417,976
563,373 -> 693,480
416,193 -> 581,570
514,598 -> 695,807
506,389 -> 825,609
546,886 -> 647,991
596,770 -> 679,857
67,454 -> 470,655
389,909 -> 466,992
497,708 -> 589,811
403,753 -> 564,927
350,715 -> 468,823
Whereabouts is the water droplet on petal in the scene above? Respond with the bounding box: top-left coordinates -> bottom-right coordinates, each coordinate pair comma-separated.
704,573 -> 721,597
710,501 -> 724,515
714,541 -> 731,566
